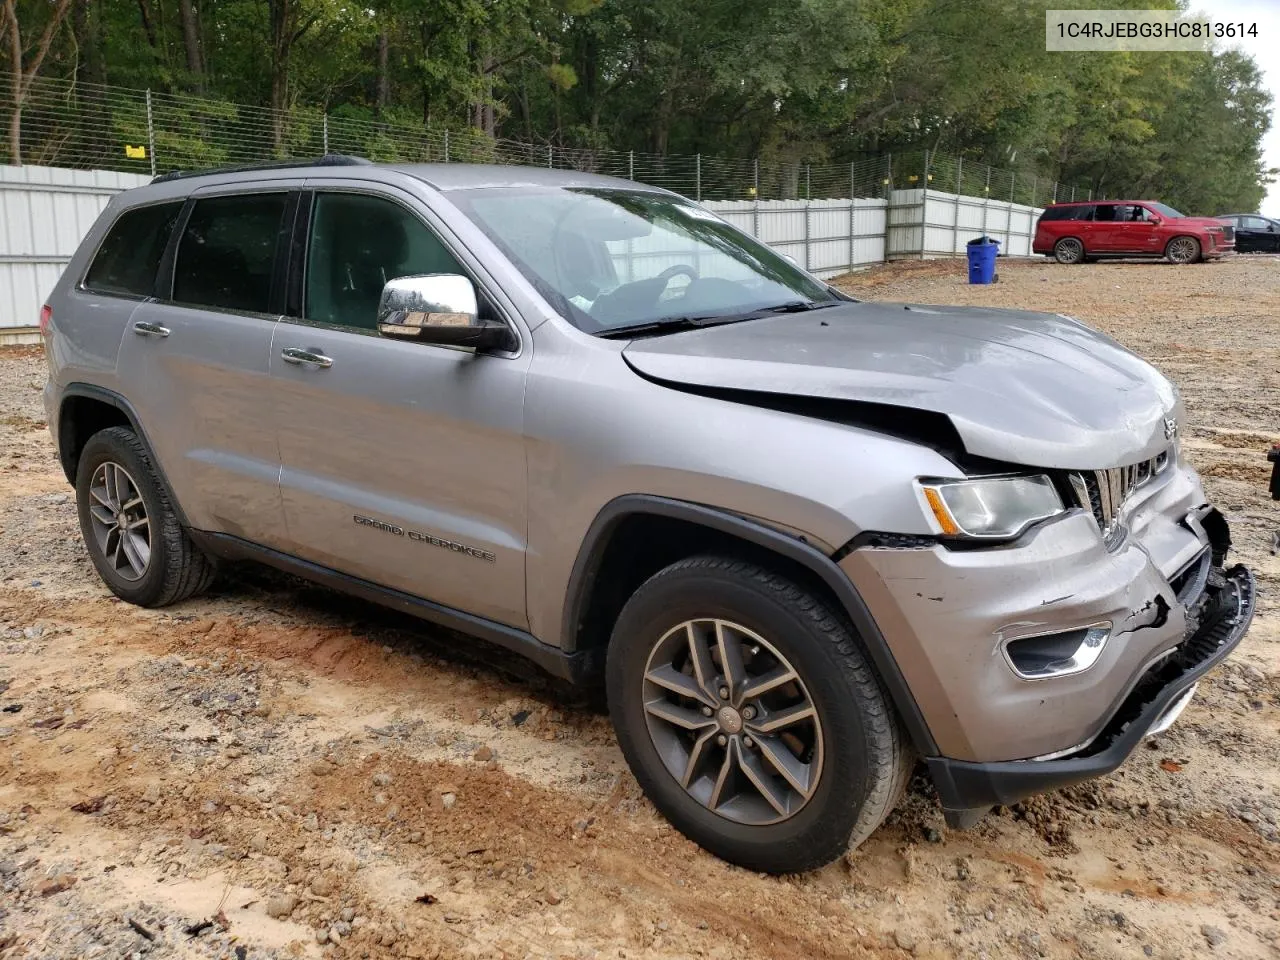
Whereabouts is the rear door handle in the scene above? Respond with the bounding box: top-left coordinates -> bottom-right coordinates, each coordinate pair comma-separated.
133,321 -> 170,338
281,347 -> 333,368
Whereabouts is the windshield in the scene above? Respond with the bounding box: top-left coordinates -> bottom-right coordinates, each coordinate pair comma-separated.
450,187 -> 835,334
1149,202 -> 1185,219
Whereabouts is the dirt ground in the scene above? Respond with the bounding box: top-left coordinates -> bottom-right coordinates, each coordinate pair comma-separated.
1,255 -> 1278,960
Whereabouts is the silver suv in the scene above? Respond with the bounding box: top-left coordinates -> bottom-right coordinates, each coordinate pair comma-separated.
42,157 -> 1255,873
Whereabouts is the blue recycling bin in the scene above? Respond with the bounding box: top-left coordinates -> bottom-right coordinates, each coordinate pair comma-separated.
966,236 -> 999,284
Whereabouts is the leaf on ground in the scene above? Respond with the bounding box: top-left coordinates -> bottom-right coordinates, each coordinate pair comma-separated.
1160,759 -> 1183,773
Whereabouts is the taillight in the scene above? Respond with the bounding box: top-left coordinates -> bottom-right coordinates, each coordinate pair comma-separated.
39,304 -> 52,337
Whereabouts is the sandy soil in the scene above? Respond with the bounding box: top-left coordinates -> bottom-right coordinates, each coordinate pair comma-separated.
1,256 -> 1278,960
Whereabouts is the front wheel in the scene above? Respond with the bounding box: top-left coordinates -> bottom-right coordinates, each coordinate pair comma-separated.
605,555 -> 912,873
1166,236 -> 1201,264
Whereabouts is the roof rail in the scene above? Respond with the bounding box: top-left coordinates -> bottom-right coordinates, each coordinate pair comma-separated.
151,153 -> 372,184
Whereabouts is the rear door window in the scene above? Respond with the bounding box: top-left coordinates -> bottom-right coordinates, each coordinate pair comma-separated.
173,193 -> 289,313
84,201 -> 184,297
1091,204 -> 1120,222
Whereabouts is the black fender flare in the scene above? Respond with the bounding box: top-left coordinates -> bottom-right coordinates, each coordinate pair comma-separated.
57,383 -> 191,528
560,494 -> 939,756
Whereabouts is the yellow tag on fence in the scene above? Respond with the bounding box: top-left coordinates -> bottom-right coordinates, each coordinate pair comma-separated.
125,145 -> 147,159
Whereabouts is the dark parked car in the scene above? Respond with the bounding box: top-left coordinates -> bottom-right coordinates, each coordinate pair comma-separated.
1033,201 -> 1234,264
1216,214 -> 1280,253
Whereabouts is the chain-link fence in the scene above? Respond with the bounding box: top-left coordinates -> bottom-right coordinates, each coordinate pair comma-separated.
2,72 -> 1099,203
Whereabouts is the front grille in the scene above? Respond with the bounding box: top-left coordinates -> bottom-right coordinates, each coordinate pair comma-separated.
1072,450 -> 1170,540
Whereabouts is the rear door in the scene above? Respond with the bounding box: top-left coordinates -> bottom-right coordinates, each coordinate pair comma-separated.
1085,203 -> 1124,252
269,182 -> 531,628
117,184 -> 298,541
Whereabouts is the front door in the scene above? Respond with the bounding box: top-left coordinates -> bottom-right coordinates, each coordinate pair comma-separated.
1117,204 -> 1162,254
270,186 -> 531,629
1237,216 -> 1275,252
117,188 -> 294,542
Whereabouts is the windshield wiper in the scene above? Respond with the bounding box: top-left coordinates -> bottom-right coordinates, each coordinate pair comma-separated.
595,300 -> 841,340
757,299 -> 841,313
596,315 -> 748,339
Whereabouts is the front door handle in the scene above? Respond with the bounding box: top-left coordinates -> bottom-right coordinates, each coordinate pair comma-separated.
281,347 -> 333,368
133,321 -> 170,338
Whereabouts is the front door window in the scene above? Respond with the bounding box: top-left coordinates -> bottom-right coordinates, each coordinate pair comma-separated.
305,192 -> 465,330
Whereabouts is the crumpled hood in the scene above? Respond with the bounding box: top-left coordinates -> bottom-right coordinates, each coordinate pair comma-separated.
621,302 -> 1181,470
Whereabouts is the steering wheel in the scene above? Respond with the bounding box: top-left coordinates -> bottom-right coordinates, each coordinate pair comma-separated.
655,264 -> 699,288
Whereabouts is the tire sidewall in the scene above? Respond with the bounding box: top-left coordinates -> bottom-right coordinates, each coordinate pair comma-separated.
75,429 -> 171,604
606,564 -> 879,871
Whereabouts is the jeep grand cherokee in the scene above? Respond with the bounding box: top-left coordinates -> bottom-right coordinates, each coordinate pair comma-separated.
41,157 -> 1255,873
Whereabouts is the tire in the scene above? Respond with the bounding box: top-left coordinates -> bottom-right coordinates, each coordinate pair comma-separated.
1053,237 -> 1085,264
1165,236 -> 1201,264
75,426 -> 216,607
605,555 -> 912,873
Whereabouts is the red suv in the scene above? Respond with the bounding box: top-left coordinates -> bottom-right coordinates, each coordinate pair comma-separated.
1033,201 -> 1234,265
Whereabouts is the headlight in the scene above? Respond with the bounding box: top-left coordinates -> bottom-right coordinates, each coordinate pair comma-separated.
919,475 -> 1064,539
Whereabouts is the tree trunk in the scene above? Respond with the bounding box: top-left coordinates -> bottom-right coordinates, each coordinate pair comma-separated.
177,0 -> 203,88
652,87 -> 674,153
135,0 -> 157,50
7,103 -> 20,167
376,29 -> 388,116
269,0 -> 290,154
3,0 -> 74,165
73,0 -> 108,165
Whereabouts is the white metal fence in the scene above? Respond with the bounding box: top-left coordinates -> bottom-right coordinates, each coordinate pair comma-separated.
1,165 -> 150,335
704,198 -> 888,277
886,188 -> 1042,258
0,164 -> 1042,333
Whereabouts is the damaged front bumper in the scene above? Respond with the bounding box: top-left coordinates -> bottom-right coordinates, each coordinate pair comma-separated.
839,453 -> 1256,825
926,562 -> 1254,824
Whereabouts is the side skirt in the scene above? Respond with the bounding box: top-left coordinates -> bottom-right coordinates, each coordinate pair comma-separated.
188,531 -> 596,685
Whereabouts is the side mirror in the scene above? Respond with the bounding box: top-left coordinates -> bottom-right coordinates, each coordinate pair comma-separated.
377,274 -> 514,351
1148,216 -> 1162,225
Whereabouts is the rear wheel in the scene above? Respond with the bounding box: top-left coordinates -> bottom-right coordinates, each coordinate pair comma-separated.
1053,237 -> 1085,264
75,426 -> 216,607
1166,236 -> 1201,264
606,555 -> 912,873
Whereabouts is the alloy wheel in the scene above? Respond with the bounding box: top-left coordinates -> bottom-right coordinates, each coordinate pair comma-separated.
87,461 -> 151,581
1167,237 -> 1198,264
1055,238 -> 1083,264
641,618 -> 823,825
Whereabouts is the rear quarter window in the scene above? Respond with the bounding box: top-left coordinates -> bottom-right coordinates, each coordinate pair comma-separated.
83,201 -> 184,297
1037,206 -> 1087,222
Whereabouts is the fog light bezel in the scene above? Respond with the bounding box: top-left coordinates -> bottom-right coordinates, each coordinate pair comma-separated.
1000,622 -> 1112,681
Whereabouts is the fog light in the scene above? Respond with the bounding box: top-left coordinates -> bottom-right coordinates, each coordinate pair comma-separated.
1002,623 -> 1111,680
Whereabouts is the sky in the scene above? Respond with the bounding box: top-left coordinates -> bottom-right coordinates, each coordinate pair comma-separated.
1186,0 -> 1280,215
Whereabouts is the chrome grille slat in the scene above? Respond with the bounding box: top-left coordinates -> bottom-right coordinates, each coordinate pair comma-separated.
1079,450 -> 1170,541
